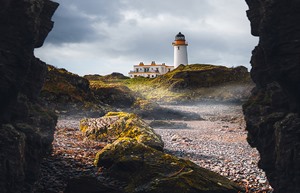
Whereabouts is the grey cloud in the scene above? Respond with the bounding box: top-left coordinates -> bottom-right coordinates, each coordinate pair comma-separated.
47,0 -> 125,44
65,0 -> 125,23
124,0 -> 213,19
46,10 -> 95,44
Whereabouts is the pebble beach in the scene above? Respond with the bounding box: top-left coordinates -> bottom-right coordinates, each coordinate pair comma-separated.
154,102 -> 272,192
34,102 -> 273,193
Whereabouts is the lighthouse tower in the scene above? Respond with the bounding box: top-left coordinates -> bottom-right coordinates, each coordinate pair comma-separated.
172,32 -> 188,68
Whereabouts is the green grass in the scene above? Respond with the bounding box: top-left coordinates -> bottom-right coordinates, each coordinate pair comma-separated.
87,64 -> 252,103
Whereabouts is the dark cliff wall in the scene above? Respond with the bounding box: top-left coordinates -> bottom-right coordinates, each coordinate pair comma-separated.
243,0 -> 300,192
0,0 -> 58,192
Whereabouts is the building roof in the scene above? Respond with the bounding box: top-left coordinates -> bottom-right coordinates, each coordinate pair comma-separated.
133,64 -> 174,68
128,71 -> 160,75
134,62 -> 173,68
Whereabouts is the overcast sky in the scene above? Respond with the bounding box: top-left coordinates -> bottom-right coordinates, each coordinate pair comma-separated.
34,0 -> 257,76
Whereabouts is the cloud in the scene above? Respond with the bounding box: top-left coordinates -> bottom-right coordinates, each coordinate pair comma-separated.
46,0 -> 125,44
36,0 -> 257,76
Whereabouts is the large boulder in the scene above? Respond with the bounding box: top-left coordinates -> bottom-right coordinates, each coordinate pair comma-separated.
0,0 -> 58,192
94,137 -> 242,193
243,0 -> 300,192
79,112 -> 242,193
80,112 -> 164,151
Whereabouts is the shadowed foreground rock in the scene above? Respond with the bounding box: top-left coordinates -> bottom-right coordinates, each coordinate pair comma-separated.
93,137 -> 242,193
243,0 -> 300,192
75,113 -> 243,193
0,0 -> 58,192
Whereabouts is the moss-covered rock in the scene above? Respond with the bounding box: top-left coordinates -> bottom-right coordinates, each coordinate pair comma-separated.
40,65 -> 110,117
94,138 -> 242,193
41,65 -> 92,103
80,112 -> 164,151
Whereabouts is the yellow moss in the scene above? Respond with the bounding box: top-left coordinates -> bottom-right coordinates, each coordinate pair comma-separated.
105,111 -> 134,118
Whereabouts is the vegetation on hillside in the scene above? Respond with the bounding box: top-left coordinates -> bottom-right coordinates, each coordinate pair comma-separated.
42,65 -> 92,103
41,64 -> 253,116
122,64 -> 254,103
41,65 -> 110,116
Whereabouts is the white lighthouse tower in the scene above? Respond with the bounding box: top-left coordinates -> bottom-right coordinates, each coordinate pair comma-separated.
172,32 -> 188,68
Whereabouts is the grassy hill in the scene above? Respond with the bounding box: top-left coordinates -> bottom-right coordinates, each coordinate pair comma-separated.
123,64 -> 253,103
41,66 -> 200,120
41,64 -> 253,116
155,64 -> 251,90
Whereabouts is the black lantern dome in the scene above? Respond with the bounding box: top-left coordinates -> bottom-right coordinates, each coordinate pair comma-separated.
175,32 -> 185,40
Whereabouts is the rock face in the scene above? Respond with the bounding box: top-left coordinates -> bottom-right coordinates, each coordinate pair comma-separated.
0,0 -> 58,192
243,0 -> 300,192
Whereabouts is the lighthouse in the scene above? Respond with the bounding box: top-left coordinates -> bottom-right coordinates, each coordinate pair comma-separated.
172,32 -> 188,68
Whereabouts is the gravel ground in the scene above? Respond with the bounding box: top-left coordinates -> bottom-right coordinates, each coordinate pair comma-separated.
153,102 -> 272,192
34,102 -> 273,193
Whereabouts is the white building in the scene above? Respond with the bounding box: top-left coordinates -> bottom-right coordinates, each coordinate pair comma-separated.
172,32 -> 188,68
128,61 -> 174,78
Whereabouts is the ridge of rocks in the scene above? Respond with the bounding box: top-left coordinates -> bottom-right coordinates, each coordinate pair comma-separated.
243,0 -> 300,192
0,0 -> 59,192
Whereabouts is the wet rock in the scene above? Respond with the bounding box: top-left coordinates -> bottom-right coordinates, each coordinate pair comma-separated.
244,0 -> 300,192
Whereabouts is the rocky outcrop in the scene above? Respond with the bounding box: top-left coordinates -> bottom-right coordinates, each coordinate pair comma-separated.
77,112 -> 242,193
42,65 -> 92,104
243,0 -> 300,192
0,0 -> 58,192
41,65 -> 108,117
94,137 -> 242,193
80,112 -> 164,151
